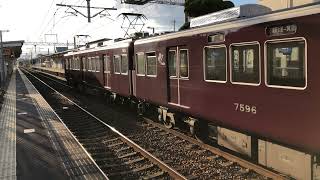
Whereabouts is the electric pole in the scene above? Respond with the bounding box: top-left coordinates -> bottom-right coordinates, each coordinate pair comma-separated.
87,0 -> 91,23
56,2 -> 117,23
0,30 -> 9,88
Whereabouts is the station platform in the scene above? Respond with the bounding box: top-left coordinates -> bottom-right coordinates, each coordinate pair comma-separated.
31,66 -> 66,81
0,68 -> 107,179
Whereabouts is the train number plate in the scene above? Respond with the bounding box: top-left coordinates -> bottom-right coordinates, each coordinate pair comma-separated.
234,103 -> 257,114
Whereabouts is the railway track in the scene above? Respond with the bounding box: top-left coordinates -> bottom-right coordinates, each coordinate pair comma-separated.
24,68 -> 286,179
23,69 -> 184,180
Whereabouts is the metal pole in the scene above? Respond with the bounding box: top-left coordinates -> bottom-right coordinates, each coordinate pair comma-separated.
87,0 -> 91,23
0,31 -> 4,87
74,36 -> 77,49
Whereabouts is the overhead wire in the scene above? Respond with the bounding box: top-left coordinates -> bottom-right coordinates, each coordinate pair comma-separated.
38,0 -> 84,41
37,0 -> 57,38
68,0 -> 118,39
37,0 -> 182,45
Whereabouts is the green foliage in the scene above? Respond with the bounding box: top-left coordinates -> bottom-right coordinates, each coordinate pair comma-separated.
184,0 -> 234,17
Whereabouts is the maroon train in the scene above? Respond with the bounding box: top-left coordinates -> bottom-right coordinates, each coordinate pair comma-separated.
64,3 -> 320,179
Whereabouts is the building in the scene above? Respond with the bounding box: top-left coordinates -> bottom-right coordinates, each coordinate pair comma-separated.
1,40 -> 24,87
258,0 -> 320,10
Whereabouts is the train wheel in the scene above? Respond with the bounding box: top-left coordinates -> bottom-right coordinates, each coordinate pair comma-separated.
164,119 -> 173,129
158,114 -> 163,122
163,114 -> 175,129
137,102 -> 145,116
194,120 -> 209,143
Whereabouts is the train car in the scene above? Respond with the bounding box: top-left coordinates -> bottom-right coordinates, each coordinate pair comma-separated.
65,52 -> 82,87
32,51 -> 66,78
133,3 -> 320,179
65,39 -> 134,98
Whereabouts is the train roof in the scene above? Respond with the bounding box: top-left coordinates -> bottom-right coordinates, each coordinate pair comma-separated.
65,39 -> 132,56
134,2 -> 320,45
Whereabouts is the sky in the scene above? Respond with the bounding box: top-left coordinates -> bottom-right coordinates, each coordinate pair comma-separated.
0,0 -> 257,58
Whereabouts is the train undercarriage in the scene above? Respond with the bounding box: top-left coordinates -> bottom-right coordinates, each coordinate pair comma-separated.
69,76 -> 320,180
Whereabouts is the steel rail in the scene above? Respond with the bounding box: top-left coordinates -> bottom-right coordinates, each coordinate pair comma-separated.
22,69 -> 109,180
30,69 -> 72,88
24,69 -> 187,180
143,117 -> 288,180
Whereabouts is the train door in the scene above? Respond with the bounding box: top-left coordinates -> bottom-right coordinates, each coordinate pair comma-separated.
167,46 -> 189,107
103,55 -> 111,89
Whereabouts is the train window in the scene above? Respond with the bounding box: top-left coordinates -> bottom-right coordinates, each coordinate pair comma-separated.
168,50 -> 176,77
91,57 -> 96,71
95,56 -> 100,72
75,57 -> 80,70
266,39 -> 306,88
146,52 -> 157,77
77,58 -> 80,70
88,57 -> 92,71
204,45 -> 227,82
78,58 -> 81,70
65,59 -> 69,69
72,58 -> 75,70
136,53 -> 145,75
104,55 -> 111,73
69,59 -> 73,70
230,43 -> 260,85
86,57 -> 89,71
114,55 -> 121,74
121,55 -> 128,74
180,49 -> 189,78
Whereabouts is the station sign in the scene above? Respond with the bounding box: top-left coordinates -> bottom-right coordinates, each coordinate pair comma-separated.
266,24 -> 297,37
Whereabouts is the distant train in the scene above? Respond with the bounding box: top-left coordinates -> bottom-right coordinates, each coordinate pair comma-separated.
41,3 -> 320,179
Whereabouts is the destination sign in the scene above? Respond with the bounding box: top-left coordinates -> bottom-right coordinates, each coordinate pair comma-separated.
266,24 -> 297,37
208,34 -> 225,43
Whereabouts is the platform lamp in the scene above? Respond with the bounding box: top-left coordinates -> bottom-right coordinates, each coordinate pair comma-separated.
0,30 -> 9,88
147,26 -> 155,34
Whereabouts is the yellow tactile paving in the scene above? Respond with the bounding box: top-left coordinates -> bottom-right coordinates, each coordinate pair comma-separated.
0,69 -> 16,180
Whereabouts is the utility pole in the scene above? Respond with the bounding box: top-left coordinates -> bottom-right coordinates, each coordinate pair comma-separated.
87,0 -> 91,23
0,30 -> 9,88
34,44 -> 37,55
173,19 -> 176,32
26,47 -> 33,68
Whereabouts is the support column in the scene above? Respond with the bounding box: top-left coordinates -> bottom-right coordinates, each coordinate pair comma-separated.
0,31 -> 4,87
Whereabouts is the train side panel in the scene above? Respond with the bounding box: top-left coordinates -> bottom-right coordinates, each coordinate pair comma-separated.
134,13 -> 320,153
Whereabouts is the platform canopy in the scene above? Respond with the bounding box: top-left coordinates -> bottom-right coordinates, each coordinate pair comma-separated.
3,40 -> 24,59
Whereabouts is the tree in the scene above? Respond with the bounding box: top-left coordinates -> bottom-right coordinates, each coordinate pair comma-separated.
179,0 -> 234,30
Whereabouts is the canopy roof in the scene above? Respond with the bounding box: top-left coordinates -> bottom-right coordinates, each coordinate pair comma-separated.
2,40 -> 24,59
